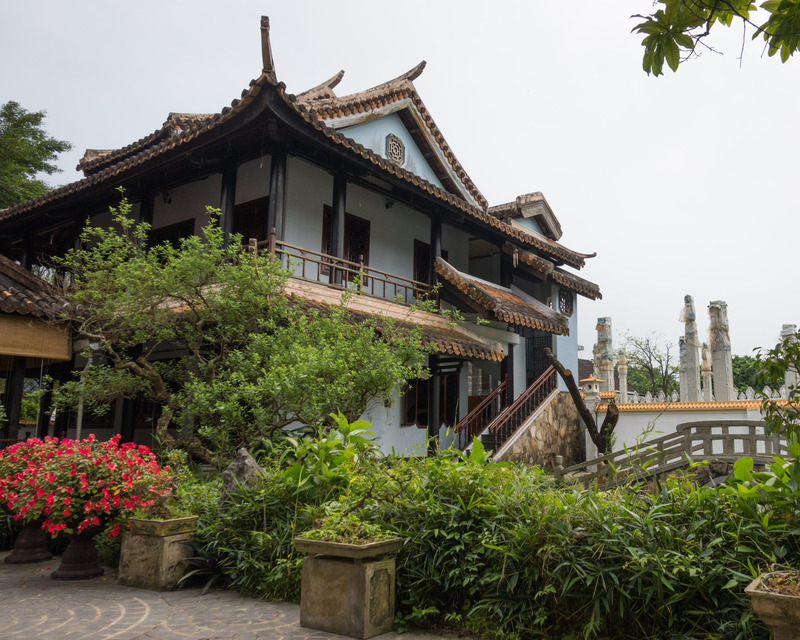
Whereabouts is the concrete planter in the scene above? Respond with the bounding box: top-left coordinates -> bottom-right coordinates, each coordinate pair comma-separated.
746,574 -> 800,640
118,516 -> 198,591
294,537 -> 401,639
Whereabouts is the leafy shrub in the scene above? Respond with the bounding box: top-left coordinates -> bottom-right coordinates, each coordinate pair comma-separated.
184,424 -> 799,639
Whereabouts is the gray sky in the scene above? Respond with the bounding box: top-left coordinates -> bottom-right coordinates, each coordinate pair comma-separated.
2,1 -> 796,358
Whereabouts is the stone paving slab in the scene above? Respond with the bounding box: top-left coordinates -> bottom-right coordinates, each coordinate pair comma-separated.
0,552 -> 457,640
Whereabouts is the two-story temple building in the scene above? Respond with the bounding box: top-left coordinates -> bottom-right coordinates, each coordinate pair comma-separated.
0,18 -> 600,462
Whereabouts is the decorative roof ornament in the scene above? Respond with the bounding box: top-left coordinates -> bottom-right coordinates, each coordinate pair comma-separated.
260,16 -> 277,81
385,133 -> 405,166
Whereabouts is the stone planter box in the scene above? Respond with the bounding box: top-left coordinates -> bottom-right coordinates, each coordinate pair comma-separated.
118,516 -> 199,591
294,537 -> 401,639
746,574 -> 800,640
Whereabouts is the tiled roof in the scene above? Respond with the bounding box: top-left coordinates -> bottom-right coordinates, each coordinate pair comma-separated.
434,258 -> 569,335
297,70 -> 345,101
503,244 -> 601,299
0,254 -> 71,318
76,112 -> 215,176
488,192 -> 562,241
0,19 -> 594,270
284,279 -> 504,362
296,62 -> 487,210
596,400 -> 788,412
551,267 -> 601,300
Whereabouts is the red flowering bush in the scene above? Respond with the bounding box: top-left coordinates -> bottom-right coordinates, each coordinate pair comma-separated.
0,435 -> 171,537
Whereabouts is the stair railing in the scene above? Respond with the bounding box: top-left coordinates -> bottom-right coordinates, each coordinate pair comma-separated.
453,378 -> 507,450
487,366 -> 558,451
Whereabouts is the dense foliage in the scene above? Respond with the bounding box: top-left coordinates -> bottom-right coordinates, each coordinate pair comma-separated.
0,101 -> 71,208
634,0 -> 800,75
53,199 -> 426,462
182,423 -> 799,639
0,435 -> 172,537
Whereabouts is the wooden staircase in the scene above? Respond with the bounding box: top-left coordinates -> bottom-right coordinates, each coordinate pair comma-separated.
454,366 -> 558,453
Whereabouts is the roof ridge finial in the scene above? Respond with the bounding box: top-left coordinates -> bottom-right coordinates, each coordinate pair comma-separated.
260,16 -> 277,81
404,60 -> 426,82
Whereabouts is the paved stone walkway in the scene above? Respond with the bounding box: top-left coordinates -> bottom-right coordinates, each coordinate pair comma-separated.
0,552 -> 456,640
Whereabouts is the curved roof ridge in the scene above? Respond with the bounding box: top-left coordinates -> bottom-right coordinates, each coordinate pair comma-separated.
300,61 -> 425,110
297,70 -> 345,101
298,61 -> 487,210
77,112 -> 216,175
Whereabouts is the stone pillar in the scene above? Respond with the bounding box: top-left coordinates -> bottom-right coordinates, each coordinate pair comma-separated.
595,317 -> 615,393
592,343 -> 601,379
708,301 -> 735,401
701,342 -> 713,401
618,352 -> 628,403
678,295 -> 701,402
781,324 -> 798,392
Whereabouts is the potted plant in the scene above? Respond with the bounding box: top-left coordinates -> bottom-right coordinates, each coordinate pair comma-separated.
116,483 -> 199,591
293,513 -> 401,639
746,567 -> 800,640
0,439 -> 53,564
0,434 -> 172,579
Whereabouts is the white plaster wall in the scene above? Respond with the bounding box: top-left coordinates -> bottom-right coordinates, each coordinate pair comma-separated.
284,156 -> 332,250
360,392 -> 425,457
441,225 -> 470,272
600,406 -> 764,451
152,175 -> 221,235
554,287 -> 579,393
513,340 -> 527,399
514,217 -> 544,236
470,254 -> 500,284
235,156 -> 271,204
346,183 -> 431,282
339,113 -> 444,189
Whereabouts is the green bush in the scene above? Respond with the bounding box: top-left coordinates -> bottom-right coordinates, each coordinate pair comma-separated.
183,429 -> 799,639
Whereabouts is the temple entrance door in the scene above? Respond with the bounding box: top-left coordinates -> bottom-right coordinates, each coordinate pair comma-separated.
526,331 -> 552,387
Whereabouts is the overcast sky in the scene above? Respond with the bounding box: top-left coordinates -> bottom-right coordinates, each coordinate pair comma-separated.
2,1 -> 796,358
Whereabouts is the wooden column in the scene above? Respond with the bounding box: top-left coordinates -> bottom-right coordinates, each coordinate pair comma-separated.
139,192 -> 155,245
429,219 -> 442,286
426,219 -> 442,455
219,163 -> 237,247
3,357 -> 25,441
501,343 -> 516,403
19,236 -> 34,271
36,387 -> 53,439
427,354 -> 440,456
331,174 -> 347,284
267,148 -> 287,241
120,397 -> 138,443
500,250 -> 513,288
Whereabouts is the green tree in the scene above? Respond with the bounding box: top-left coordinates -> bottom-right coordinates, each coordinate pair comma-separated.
0,101 -> 71,208
633,0 -> 800,75
759,329 -> 800,438
622,333 -> 679,397
53,198 -> 427,462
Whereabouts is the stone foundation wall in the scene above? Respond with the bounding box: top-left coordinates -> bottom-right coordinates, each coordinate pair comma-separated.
496,392 -> 584,470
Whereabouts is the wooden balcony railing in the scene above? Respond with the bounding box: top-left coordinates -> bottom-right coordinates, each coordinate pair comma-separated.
453,378 -> 507,450
256,232 -> 435,305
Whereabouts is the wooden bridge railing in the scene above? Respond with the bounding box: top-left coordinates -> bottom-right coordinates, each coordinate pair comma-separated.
555,420 -> 789,487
